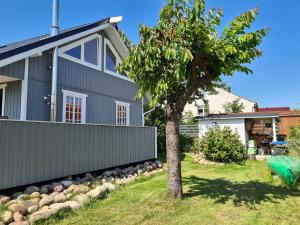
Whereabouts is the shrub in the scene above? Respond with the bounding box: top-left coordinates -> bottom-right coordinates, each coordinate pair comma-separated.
287,125 -> 300,157
180,134 -> 194,152
199,126 -> 245,163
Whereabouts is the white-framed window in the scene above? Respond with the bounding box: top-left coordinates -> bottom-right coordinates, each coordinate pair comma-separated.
115,101 -> 130,126
62,90 -> 87,124
59,34 -> 102,71
0,84 -> 7,117
104,38 -> 127,78
197,105 -> 206,116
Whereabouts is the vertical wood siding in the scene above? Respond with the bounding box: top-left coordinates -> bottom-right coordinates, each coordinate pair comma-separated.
4,81 -> 21,119
0,60 -> 25,80
0,120 -> 156,190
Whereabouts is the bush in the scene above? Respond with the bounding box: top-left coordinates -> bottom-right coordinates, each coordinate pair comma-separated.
199,126 -> 245,163
288,125 -> 300,157
179,134 -> 194,152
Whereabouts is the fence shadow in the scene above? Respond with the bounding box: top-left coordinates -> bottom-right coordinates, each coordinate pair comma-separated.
183,176 -> 300,208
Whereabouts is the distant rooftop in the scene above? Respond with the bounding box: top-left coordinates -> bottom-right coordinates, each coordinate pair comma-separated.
196,112 -> 279,121
258,107 -> 290,112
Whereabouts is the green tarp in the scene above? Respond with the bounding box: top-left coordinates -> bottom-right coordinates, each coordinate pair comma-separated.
267,156 -> 300,186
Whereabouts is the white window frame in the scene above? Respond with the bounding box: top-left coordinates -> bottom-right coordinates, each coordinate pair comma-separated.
104,38 -> 128,79
0,84 -> 7,117
197,105 -> 206,116
62,89 -> 88,124
115,100 -> 130,126
59,34 -> 102,71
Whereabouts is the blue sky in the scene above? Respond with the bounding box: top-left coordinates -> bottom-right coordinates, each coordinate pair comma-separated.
1,0 -> 299,108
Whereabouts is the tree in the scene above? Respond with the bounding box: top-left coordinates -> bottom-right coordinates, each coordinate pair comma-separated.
119,0 -> 268,198
180,111 -> 196,125
223,98 -> 245,113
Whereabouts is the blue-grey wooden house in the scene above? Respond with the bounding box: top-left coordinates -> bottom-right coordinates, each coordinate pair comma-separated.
0,18 -> 144,126
0,17 -> 156,190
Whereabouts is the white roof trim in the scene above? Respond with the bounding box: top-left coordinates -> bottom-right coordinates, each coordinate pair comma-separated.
0,23 -> 112,68
199,114 -> 279,121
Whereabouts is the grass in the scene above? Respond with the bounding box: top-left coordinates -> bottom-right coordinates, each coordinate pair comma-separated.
26,155 -> 300,224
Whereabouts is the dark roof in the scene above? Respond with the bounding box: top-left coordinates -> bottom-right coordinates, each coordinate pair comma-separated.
258,107 -> 291,112
196,112 -> 279,120
0,18 -> 111,61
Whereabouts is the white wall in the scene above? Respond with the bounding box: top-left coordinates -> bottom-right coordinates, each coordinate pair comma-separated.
198,118 -> 248,145
184,88 -> 257,117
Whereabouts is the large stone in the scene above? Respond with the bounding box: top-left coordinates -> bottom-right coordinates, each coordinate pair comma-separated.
40,186 -> 49,194
17,194 -> 29,201
24,186 -> 40,195
29,208 -> 59,223
66,184 -> 90,194
49,202 -> 69,211
2,210 -> 13,224
102,171 -> 112,177
49,192 -> 59,198
27,205 -> 38,214
23,198 -> 40,210
39,195 -> 54,207
155,160 -> 163,168
61,180 -> 73,188
0,195 -> 11,205
53,193 -> 66,203
9,222 -> 29,225
51,183 -> 64,193
8,202 -> 27,215
86,186 -> 106,198
11,192 -> 23,200
102,183 -> 116,192
73,194 -> 89,204
64,201 -> 81,210
29,192 -> 40,199
13,212 -> 24,222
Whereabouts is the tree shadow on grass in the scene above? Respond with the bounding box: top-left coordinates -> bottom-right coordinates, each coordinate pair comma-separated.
183,176 -> 300,209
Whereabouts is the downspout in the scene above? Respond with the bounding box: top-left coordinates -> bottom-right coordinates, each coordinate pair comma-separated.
50,0 -> 59,122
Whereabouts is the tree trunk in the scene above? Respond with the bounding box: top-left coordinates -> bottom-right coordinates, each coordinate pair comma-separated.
166,105 -> 183,198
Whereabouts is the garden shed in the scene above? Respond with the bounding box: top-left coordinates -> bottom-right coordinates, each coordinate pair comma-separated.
196,112 -> 279,146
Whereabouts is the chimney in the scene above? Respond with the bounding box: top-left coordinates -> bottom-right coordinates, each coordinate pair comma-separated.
50,0 -> 59,122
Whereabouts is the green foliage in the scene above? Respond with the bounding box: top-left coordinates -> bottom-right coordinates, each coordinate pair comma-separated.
118,0 -> 268,108
223,98 -> 245,113
190,138 -> 201,153
144,106 -> 166,153
179,134 -> 194,152
287,125 -> 300,157
180,111 -> 196,125
199,126 -> 245,163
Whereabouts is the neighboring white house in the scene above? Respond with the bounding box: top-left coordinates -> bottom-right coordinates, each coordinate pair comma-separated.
197,113 -> 278,146
184,88 -> 257,117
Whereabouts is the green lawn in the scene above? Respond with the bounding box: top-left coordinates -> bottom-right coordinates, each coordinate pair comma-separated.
20,155 -> 300,224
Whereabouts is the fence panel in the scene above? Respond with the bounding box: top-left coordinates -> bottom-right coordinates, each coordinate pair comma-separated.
0,120 -> 156,190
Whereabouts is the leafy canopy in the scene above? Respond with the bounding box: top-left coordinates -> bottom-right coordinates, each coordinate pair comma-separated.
223,98 -> 245,113
119,0 -> 268,109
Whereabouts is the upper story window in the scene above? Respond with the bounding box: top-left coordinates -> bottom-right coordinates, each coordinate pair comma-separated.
62,90 -> 87,124
197,105 -> 206,116
115,101 -> 130,126
59,34 -> 102,70
104,38 -> 125,77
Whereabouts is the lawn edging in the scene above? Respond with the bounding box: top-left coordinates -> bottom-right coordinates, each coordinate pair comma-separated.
0,161 -> 164,225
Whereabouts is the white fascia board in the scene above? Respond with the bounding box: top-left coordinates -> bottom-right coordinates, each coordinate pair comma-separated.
104,25 -> 129,60
0,23 -> 110,68
199,115 -> 279,121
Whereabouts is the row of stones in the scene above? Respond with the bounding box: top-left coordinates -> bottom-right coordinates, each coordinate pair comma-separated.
0,160 -> 163,225
190,153 -> 224,165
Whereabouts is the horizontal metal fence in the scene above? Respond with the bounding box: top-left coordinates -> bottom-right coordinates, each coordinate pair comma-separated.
180,125 -> 199,138
0,120 -> 156,190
